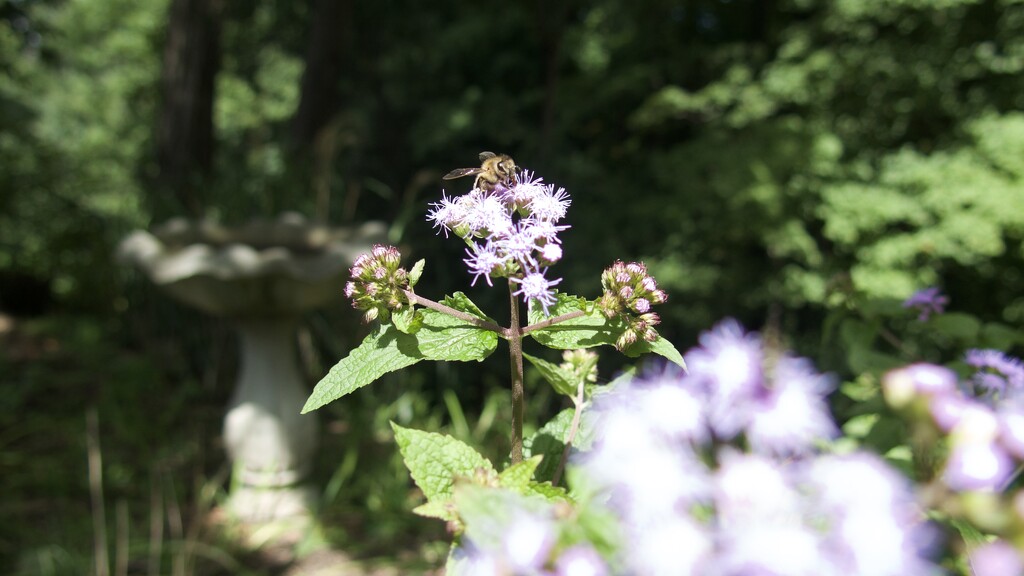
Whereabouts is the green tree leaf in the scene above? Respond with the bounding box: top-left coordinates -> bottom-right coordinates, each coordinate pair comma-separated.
392,423 -> 495,504
524,353 -> 580,397
303,308 -> 498,412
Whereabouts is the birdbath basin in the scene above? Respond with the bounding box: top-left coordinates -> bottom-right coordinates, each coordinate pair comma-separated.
119,213 -> 386,523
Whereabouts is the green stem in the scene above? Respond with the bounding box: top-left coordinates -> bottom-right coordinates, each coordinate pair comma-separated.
552,379 -> 585,487
508,281 -> 525,464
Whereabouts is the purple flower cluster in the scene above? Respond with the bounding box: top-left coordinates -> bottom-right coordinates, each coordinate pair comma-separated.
902,287 -> 948,322
452,510 -> 608,576
884,356 -> 1024,492
428,170 -> 570,314
966,348 -> 1024,396
597,261 -> 668,351
344,244 -> 410,323
576,320 -> 937,575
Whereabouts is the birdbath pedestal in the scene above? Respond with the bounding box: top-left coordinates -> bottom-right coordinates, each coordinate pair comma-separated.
119,214 -> 386,524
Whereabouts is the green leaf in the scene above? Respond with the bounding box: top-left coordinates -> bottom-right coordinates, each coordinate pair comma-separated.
408,259 -> 426,287
930,312 -> 981,343
523,408 -> 574,483
641,335 -> 687,369
453,484 -> 553,543
524,353 -> 580,397
499,456 -> 543,492
949,517 -> 989,550
524,481 -> 571,501
302,324 -> 422,413
392,308 -> 422,334
443,291 -> 495,322
392,423 -> 495,504
412,500 -> 454,521
527,292 -> 588,326
527,294 -> 685,367
303,309 -> 498,412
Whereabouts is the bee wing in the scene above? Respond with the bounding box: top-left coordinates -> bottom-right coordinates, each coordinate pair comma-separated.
443,167 -> 483,180
479,151 -> 497,161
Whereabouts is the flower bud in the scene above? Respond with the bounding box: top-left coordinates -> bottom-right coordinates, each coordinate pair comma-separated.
345,244 -> 411,324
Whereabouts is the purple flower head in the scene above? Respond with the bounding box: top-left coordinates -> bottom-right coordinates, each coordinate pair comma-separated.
943,441 -> 1015,492
428,165 -> 571,300
806,453 -> 936,575
511,270 -> 561,315
464,242 -> 511,287
555,545 -> 608,576
528,184 -> 571,222
970,541 -> 1024,576
883,363 -> 958,407
502,513 -> 556,572
966,349 -> 1024,397
744,356 -> 838,456
505,169 -> 546,208
539,242 -> 563,265
998,407 -> 1024,459
574,345 -> 940,576
682,319 -> 763,439
902,287 -> 948,321
494,224 -> 540,271
467,191 -> 514,238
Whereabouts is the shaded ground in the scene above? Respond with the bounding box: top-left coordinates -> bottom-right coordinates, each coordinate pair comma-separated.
0,312 -> 448,575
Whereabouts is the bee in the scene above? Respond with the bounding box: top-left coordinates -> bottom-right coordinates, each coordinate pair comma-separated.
443,151 -> 519,192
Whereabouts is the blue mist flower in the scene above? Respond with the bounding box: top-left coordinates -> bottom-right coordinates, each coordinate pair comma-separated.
902,287 -> 948,322
428,164 -> 570,312
966,349 -> 1024,396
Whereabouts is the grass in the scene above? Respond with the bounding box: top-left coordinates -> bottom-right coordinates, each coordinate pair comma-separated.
0,312 -> 461,575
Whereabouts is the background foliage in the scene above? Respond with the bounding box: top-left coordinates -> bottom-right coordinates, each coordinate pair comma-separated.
2,0 -> 1023,573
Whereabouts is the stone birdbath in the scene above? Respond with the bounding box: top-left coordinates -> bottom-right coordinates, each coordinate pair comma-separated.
119,213 -> 386,524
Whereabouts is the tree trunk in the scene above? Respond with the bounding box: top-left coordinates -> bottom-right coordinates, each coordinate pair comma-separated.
156,0 -> 224,217
290,0 -> 352,149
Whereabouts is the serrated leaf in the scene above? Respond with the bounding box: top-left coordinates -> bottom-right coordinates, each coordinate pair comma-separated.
302,324 -> 422,413
528,294 -> 685,367
527,292 -> 588,326
643,334 -> 684,364
408,259 -> 426,287
392,308 -> 423,334
499,456 -> 542,492
525,481 -> 571,502
392,423 -> 495,503
453,484 -> 554,545
412,500 -> 454,521
524,353 -> 580,397
303,309 -> 499,412
443,291 -> 495,322
523,408 -> 575,483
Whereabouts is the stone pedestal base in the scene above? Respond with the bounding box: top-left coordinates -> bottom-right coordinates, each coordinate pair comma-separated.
223,319 -> 319,523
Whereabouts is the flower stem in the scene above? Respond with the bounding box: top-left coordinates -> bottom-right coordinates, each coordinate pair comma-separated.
552,379 -> 586,487
402,290 -> 504,333
521,309 -> 586,335
509,280 -> 525,464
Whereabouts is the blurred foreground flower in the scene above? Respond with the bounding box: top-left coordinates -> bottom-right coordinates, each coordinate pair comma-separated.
884,354 -> 1024,493
575,320 -> 937,575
